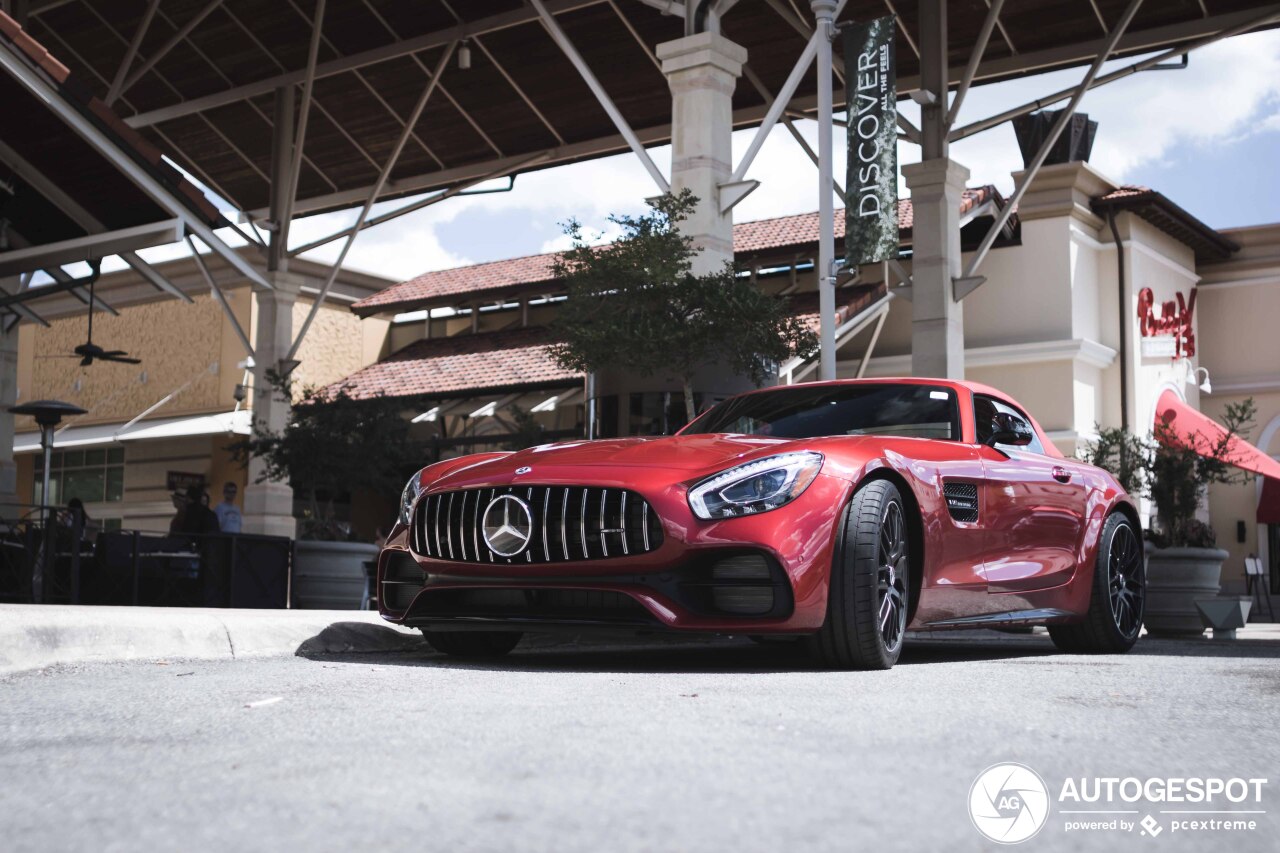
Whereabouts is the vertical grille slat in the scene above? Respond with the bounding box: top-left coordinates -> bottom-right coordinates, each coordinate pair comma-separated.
560,488 -> 570,561
445,492 -> 456,559
541,488 -> 551,562
619,491 -> 629,555
472,487 -> 482,561
579,488 -> 590,561
432,494 -> 443,557
457,491 -> 469,562
599,488 -> 609,558
412,486 -> 662,564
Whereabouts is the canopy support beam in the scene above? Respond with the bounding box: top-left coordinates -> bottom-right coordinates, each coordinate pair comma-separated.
286,42 -> 458,361
963,0 -> 1145,281
530,0 -> 669,194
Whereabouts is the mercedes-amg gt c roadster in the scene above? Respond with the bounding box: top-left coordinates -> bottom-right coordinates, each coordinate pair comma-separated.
378,378 -> 1145,669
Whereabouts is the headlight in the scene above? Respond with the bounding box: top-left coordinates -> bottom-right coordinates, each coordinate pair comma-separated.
688,451 -> 823,520
398,470 -> 424,526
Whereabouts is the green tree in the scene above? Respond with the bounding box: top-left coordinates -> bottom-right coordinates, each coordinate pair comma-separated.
229,371 -> 416,539
549,191 -> 818,424
1079,425 -> 1152,497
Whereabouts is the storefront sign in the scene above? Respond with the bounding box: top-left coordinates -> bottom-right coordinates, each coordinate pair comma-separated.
844,16 -> 898,267
1137,286 -> 1196,358
166,471 -> 206,492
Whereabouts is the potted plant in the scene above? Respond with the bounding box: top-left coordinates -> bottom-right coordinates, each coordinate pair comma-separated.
1142,399 -> 1257,636
231,372 -> 416,609
1081,399 -> 1257,636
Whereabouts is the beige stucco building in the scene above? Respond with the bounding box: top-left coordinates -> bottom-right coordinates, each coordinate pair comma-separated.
7,250 -> 391,533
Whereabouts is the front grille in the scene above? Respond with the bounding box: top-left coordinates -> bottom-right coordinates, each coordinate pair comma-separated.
412,486 -> 664,564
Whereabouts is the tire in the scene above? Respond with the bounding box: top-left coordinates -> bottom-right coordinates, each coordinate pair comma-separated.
422,630 -> 523,659
806,479 -> 911,670
1049,512 -> 1144,654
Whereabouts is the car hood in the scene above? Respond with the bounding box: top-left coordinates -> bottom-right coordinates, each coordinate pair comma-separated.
434,434 -> 798,486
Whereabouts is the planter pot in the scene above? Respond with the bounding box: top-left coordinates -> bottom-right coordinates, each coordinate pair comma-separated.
292,540 -> 380,610
1195,596 -> 1253,640
1144,544 -> 1228,637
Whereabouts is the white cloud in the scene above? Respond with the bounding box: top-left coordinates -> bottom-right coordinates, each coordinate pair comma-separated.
900,29 -> 1280,195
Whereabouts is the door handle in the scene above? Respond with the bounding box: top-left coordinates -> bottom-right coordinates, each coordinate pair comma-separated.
1051,466 -> 1072,483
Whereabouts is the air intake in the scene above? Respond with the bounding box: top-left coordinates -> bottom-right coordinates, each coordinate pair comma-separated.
943,482 -> 979,523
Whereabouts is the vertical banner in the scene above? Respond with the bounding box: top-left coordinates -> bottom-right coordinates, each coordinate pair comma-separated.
844,16 -> 898,267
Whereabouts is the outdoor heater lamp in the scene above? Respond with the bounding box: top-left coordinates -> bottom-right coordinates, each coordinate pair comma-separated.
8,399 -> 87,603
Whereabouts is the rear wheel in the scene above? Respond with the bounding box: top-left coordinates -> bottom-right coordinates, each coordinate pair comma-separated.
807,479 -> 911,670
422,630 -> 523,659
1049,512 -> 1144,654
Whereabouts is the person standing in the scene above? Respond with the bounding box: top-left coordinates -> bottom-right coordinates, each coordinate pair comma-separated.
214,481 -> 243,534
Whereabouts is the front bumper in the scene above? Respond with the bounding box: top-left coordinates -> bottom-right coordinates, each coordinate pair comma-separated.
378,472 -> 849,633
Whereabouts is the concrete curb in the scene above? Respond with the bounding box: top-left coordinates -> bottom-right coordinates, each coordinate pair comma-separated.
0,604 -> 425,675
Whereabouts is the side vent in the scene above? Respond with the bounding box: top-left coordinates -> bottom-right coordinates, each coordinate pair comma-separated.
943,482 -> 979,523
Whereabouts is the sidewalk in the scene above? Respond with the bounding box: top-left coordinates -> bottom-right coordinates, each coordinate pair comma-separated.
0,604 -> 422,675
4,604 -> 1279,676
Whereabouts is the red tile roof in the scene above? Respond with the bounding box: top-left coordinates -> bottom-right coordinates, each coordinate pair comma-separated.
331,326 -> 579,401
788,283 -> 889,334
353,187 -> 1002,317
333,288 -> 884,401
353,251 -> 561,315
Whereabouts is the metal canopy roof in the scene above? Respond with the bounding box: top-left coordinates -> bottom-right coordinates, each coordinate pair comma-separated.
19,0 -> 1280,221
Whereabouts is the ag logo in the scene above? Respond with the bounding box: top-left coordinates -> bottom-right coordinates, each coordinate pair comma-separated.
968,763 -> 1051,844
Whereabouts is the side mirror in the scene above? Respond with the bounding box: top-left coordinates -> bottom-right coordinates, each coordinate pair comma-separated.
986,412 -> 1034,448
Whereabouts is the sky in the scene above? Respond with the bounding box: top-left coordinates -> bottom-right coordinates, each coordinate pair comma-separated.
102,28 -> 1280,286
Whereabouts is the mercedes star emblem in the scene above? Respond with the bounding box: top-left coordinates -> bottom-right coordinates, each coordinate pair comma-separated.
481,494 -> 534,557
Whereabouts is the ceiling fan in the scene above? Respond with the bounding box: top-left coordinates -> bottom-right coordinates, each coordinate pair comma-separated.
75,260 -> 140,366
38,259 -> 142,367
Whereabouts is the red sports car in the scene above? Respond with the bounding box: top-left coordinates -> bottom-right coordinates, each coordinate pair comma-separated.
377,378 -> 1144,669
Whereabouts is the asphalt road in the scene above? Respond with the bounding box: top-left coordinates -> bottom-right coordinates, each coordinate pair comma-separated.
3,632 -> 1278,853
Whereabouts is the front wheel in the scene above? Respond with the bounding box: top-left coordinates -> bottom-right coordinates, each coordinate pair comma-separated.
807,479 -> 911,670
1049,512 -> 1144,654
423,630 -> 523,659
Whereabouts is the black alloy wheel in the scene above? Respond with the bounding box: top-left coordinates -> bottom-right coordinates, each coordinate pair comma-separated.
1049,512 -> 1144,654
808,478 -> 912,670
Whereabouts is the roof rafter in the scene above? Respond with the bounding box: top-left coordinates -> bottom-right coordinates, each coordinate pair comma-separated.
123,0 -> 607,129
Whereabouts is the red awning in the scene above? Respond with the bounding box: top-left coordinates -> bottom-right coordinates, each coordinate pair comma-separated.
1259,477 -> 1280,525
1155,391 -> 1280,504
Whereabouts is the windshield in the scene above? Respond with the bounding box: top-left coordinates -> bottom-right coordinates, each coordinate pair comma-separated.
682,383 -> 961,441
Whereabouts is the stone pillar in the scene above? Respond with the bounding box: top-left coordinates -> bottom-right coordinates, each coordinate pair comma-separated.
0,278 -> 19,506
903,159 -> 968,379
242,272 -> 300,538
657,32 -> 747,275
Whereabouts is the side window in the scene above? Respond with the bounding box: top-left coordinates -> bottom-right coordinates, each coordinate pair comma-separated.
973,395 -> 1046,455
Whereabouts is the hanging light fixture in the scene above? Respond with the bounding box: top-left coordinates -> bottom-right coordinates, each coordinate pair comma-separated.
1185,361 -> 1213,394
457,40 -> 472,70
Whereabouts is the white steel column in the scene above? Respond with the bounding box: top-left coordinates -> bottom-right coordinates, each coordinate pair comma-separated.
904,0 -> 966,379
812,0 -> 837,381
656,32 -> 747,275
242,272 -> 301,538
